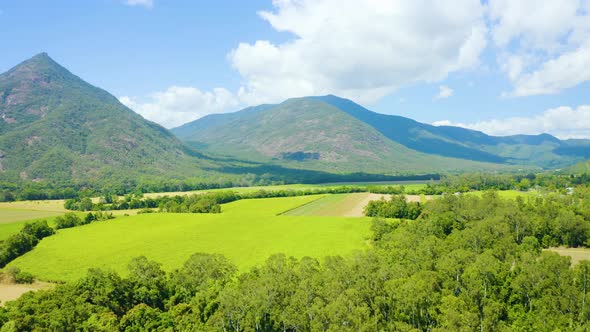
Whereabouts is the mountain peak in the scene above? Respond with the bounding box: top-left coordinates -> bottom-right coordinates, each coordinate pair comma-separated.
5,52 -> 69,80
30,52 -> 51,60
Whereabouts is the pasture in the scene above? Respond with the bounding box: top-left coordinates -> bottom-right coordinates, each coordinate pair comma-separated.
0,202 -> 67,241
0,209 -> 63,223
8,195 -> 371,282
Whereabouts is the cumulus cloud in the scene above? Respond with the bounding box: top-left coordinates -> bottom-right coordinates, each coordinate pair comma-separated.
435,85 -> 454,99
124,0 -> 153,9
119,86 -> 239,128
433,105 -> 590,139
230,0 -> 487,104
488,0 -> 590,96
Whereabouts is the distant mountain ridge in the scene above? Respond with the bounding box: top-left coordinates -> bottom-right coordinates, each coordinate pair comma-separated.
173,95 -> 590,171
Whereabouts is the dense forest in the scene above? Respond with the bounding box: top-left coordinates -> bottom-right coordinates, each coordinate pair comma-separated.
2,186 -> 590,331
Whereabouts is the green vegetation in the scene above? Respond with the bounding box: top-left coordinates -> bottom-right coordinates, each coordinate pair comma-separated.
8,196 -> 371,281
0,209 -> 62,223
53,212 -> 114,230
174,97 -> 522,174
364,195 -> 423,219
3,188 -> 590,330
4,266 -> 34,284
567,159 -> 590,173
0,53 -> 228,187
173,95 -> 590,172
282,193 -> 361,216
0,220 -> 54,268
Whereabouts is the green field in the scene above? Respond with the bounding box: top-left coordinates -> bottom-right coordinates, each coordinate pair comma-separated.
0,209 -> 63,223
283,194 -> 358,216
283,193 -> 382,217
465,190 -> 538,199
8,195 -> 371,282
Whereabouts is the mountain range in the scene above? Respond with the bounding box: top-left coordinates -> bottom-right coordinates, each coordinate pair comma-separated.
173,95 -> 590,173
1,53 -> 588,190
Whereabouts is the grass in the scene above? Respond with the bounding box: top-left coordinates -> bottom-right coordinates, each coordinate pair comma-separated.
0,200 -> 67,213
0,209 -> 63,224
0,214 -> 90,241
8,195 -> 371,282
0,202 -> 66,241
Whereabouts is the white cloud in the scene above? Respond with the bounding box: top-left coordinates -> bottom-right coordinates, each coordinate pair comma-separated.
230,0 -> 487,105
510,42 -> 590,96
124,0 -> 153,9
435,85 -> 454,99
433,105 -> 590,139
119,86 -> 239,128
488,0 -> 590,96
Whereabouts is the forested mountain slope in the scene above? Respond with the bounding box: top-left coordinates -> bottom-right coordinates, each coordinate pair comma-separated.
174,95 -> 590,171
173,98 -> 518,174
0,53 -> 222,186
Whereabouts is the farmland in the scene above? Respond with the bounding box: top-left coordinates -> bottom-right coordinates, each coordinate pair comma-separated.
7,195 -> 371,282
548,247 -> 590,265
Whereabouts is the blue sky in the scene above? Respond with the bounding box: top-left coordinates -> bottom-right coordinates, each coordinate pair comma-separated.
1,0 -> 590,138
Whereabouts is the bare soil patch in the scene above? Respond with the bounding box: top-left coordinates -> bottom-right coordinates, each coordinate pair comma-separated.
0,281 -> 54,305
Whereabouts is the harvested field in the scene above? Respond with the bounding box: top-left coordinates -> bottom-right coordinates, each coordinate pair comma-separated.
548,247 -> 590,265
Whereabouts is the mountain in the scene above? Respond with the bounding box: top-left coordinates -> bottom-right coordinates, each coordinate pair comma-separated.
173,97 -> 521,174
310,95 -> 589,168
173,95 -> 590,172
0,53 -> 222,186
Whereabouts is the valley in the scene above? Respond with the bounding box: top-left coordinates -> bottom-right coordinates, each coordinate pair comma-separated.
0,50 -> 589,330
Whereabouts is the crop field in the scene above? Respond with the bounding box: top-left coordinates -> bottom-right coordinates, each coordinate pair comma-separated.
283,192 -> 433,217
0,200 -> 67,213
283,193 -> 382,217
548,247 -> 590,265
8,195 -> 371,282
0,202 -> 67,241
0,209 -> 63,224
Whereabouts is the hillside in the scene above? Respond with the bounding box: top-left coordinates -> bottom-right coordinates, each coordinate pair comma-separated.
174,95 -> 589,171
0,53 -> 223,186
566,160 -> 590,173
173,98 -> 518,174
312,95 -> 590,168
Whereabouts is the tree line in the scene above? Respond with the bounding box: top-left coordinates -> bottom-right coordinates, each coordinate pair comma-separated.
64,187 -> 368,212
0,172 -> 439,203
3,187 -> 590,330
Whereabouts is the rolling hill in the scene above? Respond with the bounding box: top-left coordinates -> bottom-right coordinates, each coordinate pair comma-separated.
0,53 -> 224,186
173,98 -> 522,174
567,160 -> 590,173
173,95 -> 590,172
